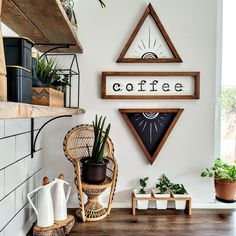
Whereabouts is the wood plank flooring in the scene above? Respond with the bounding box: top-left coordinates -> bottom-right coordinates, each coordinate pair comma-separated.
67,208 -> 236,236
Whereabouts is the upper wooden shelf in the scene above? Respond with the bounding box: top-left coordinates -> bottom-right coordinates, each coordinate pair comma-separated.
0,102 -> 85,119
1,0 -> 83,53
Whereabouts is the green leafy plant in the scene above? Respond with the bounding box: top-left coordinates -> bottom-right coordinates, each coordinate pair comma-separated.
170,184 -> 187,194
201,158 -> 236,181
138,177 -> 149,194
36,56 -> 70,90
90,115 -> 111,163
156,174 -> 172,194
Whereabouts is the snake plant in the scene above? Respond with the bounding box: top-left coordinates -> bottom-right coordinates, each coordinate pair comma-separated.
91,115 -> 111,163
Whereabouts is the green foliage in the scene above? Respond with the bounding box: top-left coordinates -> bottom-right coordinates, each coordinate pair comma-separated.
155,174 -> 188,195
221,87 -> 236,114
138,177 -> 149,194
170,184 -> 187,194
156,174 -> 172,194
36,56 -> 70,90
201,158 -> 236,181
91,115 -> 111,163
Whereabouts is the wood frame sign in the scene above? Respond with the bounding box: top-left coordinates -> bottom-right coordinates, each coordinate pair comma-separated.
119,108 -> 183,165
117,3 -> 182,63
102,72 -> 200,99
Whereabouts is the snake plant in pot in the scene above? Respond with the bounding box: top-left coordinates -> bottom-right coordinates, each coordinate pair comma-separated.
82,115 -> 111,184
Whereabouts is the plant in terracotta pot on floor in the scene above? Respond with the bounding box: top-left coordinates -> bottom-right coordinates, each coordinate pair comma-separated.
134,177 -> 151,209
153,174 -> 172,209
201,158 -> 236,203
82,115 -> 111,184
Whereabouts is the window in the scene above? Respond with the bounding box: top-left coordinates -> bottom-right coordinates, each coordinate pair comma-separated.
221,1 -> 236,162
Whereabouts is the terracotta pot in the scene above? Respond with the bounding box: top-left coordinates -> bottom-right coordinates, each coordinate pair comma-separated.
214,179 -> 236,202
82,158 -> 108,184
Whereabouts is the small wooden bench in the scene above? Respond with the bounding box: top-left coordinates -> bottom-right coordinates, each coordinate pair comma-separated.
131,193 -> 192,216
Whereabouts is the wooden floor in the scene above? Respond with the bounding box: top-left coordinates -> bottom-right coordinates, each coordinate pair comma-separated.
67,208 -> 236,236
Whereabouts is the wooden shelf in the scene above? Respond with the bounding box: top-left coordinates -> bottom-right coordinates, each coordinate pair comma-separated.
0,101 -> 85,119
1,0 -> 83,53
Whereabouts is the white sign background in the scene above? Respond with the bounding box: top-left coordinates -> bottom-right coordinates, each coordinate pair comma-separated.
102,72 -> 200,99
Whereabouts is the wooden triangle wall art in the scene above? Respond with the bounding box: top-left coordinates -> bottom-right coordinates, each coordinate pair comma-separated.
117,3 -> 182,63
119,109 -> 183,165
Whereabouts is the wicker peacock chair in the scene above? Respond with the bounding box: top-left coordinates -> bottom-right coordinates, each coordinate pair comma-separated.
63,124 -> 118,221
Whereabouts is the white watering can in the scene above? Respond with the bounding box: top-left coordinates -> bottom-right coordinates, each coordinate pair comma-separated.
53,174 -> 71,221
27,177 -> 56,228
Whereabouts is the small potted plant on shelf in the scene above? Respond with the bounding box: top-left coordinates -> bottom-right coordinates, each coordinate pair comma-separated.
134,177 -> 151,209
201,158 -> 236,203
82,115 -> 111,184
32,56 -> 70,107
170,183 -> 189,210
152,174 -> 171,209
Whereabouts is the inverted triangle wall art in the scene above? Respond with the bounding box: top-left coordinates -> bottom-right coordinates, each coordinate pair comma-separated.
119,109 -> 183,165
117,3 -> 182,63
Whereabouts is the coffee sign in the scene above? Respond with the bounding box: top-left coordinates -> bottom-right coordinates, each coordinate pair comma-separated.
102,72 -> 200,99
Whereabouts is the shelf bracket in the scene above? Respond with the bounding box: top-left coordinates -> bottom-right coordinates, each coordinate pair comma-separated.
31,115 -> 72,158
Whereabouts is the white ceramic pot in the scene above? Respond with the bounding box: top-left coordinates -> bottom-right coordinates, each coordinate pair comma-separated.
152,189 -> 170,209
134,189 -> 151,209
173,193 -> 190,210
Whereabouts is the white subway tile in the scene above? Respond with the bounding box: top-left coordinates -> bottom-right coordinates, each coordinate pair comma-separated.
4,119 -> 31,137
5,197 -> 36,236
25,151 -> 41,179
34,117 -> 51,130
16,133 -> 31,160
0,192 -> 15,230
0,170 -> 4,200
5,159 -> 25,195
0,121 -> 4,138
34,130 -> 42,151
0,137 -> 15,169
15,173 -> 39,213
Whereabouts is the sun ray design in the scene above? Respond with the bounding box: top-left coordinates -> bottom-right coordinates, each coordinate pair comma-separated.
141,40 -> 146,49
142,121 -> 147,132
154,122 -> 158,132
148,27 -> 151,48
150,123 -> 152,143
139,120 -> 144,126
153,39 -> 157,49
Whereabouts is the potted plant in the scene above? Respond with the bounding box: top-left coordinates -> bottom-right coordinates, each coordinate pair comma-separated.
32,56 -> 70,107
134,177 -> 151,209
201,158 -> 236,202
152,174 -> 171,209
82,115 -> 111,184
170,183 -> 189,209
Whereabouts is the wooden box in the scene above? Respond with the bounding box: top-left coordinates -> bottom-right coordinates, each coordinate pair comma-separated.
32,87 -> 64,107
0,74 -> 7,101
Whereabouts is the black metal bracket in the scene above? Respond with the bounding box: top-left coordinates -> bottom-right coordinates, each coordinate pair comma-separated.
31,115 -> 72,158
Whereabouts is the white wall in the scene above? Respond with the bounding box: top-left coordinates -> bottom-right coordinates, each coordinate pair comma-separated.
41,0 -> 224,208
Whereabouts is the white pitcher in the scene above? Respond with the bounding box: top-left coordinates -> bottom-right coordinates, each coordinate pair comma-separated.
53,174 -> 71,221
27,177 -> 56,227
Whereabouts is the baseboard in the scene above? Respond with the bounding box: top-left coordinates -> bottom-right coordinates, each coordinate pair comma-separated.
110,201 -> 236,209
